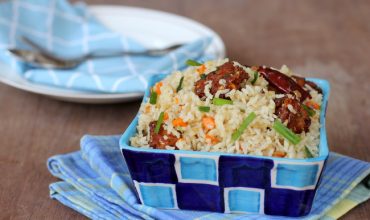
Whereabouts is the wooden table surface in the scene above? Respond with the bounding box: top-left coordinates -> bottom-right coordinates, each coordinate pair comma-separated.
1,0 -> 369,219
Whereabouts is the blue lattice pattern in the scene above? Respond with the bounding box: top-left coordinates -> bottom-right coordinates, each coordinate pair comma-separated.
123,149 -> 324,217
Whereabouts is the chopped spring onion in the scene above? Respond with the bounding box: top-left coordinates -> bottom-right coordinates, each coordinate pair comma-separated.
212,98 -> 233,106
186,59 -> 202,66
176,76 -> 184,92
231,112 -> 257,142
251,71 -> 258,85
302,104 -> 316,117
198,106 -> 210,112
273,120 -> 301,145
149,91 -> 157,104
305,146 -> 314,158
200,74 -> 206,79
154,112 -> 165,134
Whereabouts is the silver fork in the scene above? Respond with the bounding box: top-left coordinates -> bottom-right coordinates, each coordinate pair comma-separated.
8,37 -> 184,69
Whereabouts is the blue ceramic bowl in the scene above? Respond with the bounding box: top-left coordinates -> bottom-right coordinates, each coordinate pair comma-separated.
120,74 -> 330,217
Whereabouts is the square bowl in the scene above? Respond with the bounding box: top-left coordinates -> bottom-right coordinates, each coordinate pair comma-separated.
120,74 -> 330,217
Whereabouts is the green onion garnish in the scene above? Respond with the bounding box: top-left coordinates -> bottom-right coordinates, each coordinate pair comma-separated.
200,74 -> 206,79
212,98 -> 233,106
305,146 -> 314,158
198,106 -> 210,112
154,112 -> 165,134
186,59 -> 202,66
231,112 -> 257,142
302,104 -> 316,117
251,71 -> 258,85
149,91 -> 157,104
176,76 -> 184,92
273,120 -> 301,145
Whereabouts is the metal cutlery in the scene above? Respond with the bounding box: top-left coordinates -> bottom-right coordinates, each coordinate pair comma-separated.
8,37 -> 184,69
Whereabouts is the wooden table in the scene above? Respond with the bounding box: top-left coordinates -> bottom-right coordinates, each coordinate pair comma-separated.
1,0 -> 369,219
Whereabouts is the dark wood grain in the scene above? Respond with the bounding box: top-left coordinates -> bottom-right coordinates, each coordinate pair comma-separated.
0,0 -> 369,219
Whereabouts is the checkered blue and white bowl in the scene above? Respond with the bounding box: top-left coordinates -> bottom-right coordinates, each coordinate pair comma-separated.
120,74 -> 330,217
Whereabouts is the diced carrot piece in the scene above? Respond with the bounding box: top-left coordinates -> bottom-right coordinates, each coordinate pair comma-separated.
172,118 -> 188,127
306,101 -> 320,110
155,82 -> 163,95
175,97 -> 179,104
205,134 -> 219,144
145,105 -> 151,113
163,112 -> 169,121
272,151 -> 286,158
176,138 -> 184,144
202,116 -> 216,130
197,64 -> 206,74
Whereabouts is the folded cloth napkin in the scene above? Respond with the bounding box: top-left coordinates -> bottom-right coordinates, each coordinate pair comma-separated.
47,135 -> 370,220
0,0 -> 213,93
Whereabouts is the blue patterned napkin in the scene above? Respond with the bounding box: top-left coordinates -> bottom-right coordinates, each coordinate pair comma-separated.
47,135 -> 370,220
0,0 -> 213,93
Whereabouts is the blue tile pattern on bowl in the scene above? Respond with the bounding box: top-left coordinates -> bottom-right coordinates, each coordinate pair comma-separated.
219,156 -> 274,188
123,148 -> 325,216
275,164 -> 319,188
176,183 -> 223,212
137,183 -> 176,208
226,188 -> 262,213
122,149 -> 177,183
179,157 -> 217,182
264,188 -> 316,216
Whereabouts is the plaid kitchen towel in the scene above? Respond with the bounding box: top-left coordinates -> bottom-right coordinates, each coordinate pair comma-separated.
47,135 -> 370,220
0,0 -> 214,93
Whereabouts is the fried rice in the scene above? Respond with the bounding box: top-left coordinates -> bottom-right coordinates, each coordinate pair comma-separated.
130,59 -> 322,159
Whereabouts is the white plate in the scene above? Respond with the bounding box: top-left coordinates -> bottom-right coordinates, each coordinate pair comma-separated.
0,5 -> 225,104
